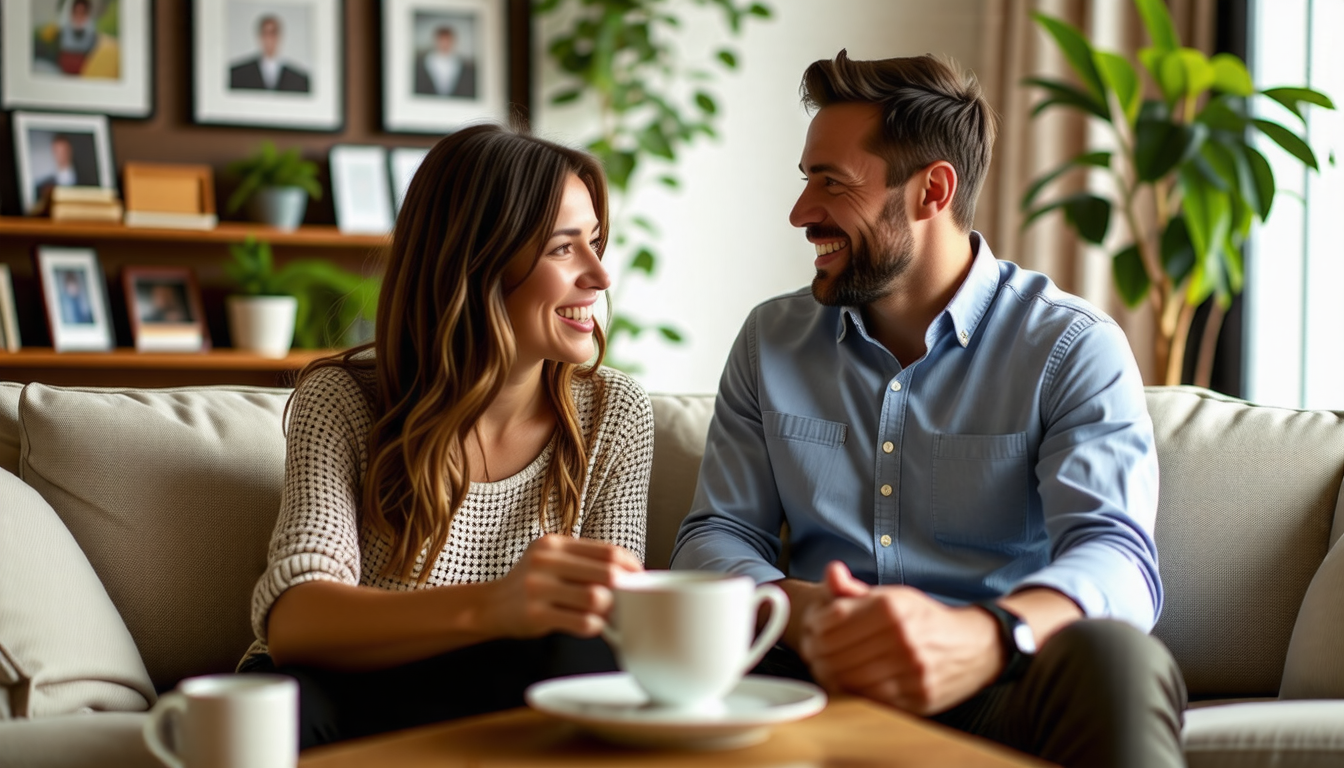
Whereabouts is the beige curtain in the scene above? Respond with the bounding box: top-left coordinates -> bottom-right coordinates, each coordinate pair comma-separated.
971,0 -> 1216,383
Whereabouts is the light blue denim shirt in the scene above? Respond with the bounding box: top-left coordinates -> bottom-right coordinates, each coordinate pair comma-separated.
671,233 -> 1162,630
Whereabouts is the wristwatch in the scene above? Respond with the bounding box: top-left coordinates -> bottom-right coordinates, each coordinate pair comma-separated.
976,601 -> 1036,683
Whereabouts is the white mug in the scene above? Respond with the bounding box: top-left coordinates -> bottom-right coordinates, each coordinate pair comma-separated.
602,570 -> 789,712
142,674 -> 298,768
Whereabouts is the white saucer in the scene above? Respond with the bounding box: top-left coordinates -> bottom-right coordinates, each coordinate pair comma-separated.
525,672 -> 826,750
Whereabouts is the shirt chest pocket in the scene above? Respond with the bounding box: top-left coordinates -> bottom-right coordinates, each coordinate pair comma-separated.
763,412 -> 848,498
931,432 -> 1029,549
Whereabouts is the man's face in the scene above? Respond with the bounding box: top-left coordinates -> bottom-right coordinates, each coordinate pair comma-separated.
435,29 -> 456,54
790,102 -> 914,307
51,138 -> 73,169
259,19 -> 280,58
71,1 -> 89,26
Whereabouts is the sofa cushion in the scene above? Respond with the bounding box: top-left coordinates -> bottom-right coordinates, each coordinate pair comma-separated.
0,381 -> 21,476
1146,387 -> 1344,698
1280,536 -> 1344,699
1184,700 -> 1344,768
18,384 -> 291,692
0,713 -> 157,768
647,394 -> 715,569
0,469 -> 154,720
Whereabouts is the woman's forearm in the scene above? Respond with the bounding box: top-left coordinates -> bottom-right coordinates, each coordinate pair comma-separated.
266,579 -> 502,671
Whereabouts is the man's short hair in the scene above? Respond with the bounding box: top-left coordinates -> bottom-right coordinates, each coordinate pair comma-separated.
257,14 -> 281,35
800,50 -> 997,232
435,25 -> 456,38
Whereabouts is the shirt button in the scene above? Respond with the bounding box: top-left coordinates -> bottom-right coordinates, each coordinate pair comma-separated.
882,441 -> 894,453
959,330 -> 970,347
890,381 -> 902,392
880,484 -> 893,497
880,534 -> 892,547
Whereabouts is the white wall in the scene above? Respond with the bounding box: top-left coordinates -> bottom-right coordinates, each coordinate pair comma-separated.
534,1 -> 992,393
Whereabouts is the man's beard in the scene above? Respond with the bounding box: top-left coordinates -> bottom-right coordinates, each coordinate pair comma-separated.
811,190 -> 913,307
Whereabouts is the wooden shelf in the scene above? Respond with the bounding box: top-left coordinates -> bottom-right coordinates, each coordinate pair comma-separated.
0,218 -> 388,248
0,348 -> 338,388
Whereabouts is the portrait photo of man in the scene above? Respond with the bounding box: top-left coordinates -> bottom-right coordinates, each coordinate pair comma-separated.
228,10 -> 311,93
412,12 -> 477,99
135,280 -> 193,324
28,130 -> 101,208
55,268 -> 94,326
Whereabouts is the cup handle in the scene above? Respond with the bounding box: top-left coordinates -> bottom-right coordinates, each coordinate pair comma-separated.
600,619 -> 622,650
142,691 -> 187,768
741,582 -> 791,674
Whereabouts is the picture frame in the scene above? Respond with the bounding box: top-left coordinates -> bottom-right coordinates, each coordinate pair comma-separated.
389,146 -> 430,216
330,145 -> 394,235
12,111 -> 116,215
192,0 -> 344,131
381,0 -> 507,134
1,0 -> 154,118
36,246 -> 114,352
123,266 -> 209,353
0,265 -> 21,353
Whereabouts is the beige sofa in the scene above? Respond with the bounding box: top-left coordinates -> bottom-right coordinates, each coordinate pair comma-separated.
0,381 -> 1341,768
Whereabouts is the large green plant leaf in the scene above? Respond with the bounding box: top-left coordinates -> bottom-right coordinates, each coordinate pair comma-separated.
1253,119 -> 1319,169
1261,87 -> 1336,121
1026,193 -> 1112,244
1134,117 -> 1208,181
1210,53 -> 1254,96
1020,151 -> 1111,210
1135,0 -> 1179,52
1180,170 -> 1233,306
1094,51 -> 1141,123
1195,95 -> 1249,132
1112,244 -> 1150,308
1161,215 -> 1195,284
1030,13 -> 1108,103
1023,77 -> 1109,120
1241,144 -> 1276,219
1158,48 -> 1215,102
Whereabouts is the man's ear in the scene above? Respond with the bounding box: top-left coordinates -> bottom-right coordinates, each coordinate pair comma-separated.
911,161 -> 958,222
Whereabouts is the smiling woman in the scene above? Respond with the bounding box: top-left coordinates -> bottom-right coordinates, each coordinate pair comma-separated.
237,124 -> 655,749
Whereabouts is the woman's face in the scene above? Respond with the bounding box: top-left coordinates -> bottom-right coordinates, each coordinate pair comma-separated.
503,173 -> 610,368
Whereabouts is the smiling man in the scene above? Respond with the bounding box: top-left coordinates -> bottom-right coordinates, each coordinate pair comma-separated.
671,51 -> 1186,768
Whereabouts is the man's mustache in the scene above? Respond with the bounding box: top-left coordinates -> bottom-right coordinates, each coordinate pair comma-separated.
806,225 -> 846,240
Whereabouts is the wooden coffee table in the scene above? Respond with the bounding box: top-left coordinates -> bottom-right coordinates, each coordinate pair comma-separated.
298,697 -> 1054,767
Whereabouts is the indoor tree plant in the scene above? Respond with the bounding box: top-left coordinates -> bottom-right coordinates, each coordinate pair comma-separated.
534,0 -> 771,372
225,142 -> 323,232
225,236 -> 379,357
1022,0 -> 1334,386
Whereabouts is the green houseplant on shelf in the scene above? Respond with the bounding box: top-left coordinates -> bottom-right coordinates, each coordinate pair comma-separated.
533,0 -> 771,372
1022,0 -> 1334,386
225,142 -> 323,232
225,236 -> 379,358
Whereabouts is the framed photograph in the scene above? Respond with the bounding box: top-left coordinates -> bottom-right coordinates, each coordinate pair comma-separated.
330,145 -> 394,234
0,265 -> 21,352
2,0 -> 153,117
389,146 -> 429,216
36,246 -> 113,352
13,111 -> 115,215
381,0 -> 506,134
123,266 -> 209,352
192,0 -> 344,131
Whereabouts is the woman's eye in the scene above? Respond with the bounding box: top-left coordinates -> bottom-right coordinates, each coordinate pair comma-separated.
550,243 -> 572,256
590,238 -> 602,252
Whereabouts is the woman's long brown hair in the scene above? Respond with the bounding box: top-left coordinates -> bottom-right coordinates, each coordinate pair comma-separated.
299,124 -> 609,583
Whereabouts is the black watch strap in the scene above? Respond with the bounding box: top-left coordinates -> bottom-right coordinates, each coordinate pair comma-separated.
976,601 -> 1035,683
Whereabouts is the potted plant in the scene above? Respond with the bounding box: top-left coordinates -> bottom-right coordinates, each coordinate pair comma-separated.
225,142 -> 323,232
1021,0 -> 1334,386
225,236 -> 379,358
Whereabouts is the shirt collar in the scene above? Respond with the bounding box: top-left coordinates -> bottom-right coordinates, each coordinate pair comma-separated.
834,231 -> 999,349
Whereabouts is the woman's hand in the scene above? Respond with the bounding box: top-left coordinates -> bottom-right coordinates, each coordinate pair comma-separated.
486,534 -> 643,639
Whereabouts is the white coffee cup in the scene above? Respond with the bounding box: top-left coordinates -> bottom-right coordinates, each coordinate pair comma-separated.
601,570 -> 789,712
142,674 -> 298,768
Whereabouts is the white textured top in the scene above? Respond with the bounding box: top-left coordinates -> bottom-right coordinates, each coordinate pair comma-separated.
249,363 -> 654,646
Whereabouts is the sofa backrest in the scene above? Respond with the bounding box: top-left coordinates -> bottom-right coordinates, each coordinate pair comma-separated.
1145,386 -> 1344,698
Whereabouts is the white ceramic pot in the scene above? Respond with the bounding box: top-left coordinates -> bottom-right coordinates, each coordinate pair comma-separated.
227,295 -> 297,359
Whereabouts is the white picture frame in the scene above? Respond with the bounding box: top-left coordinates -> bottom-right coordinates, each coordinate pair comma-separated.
12,111 -> 116,215
0,265 -> 21,353
389,146 -> 430,216
330,145 -> 394,235
1,0 -> 153,117
37,246 -> 114,352
192,0 -> 344,131
381,0 -> 506,134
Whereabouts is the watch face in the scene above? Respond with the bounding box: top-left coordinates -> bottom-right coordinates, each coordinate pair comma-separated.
1012,622 -> 1037,654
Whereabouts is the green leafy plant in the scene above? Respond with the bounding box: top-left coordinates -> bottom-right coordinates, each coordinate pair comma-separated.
534,0 -> 771,372
226,236 -> 379,349
1023,0 -> 1334,386
225,141 -> 323,215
